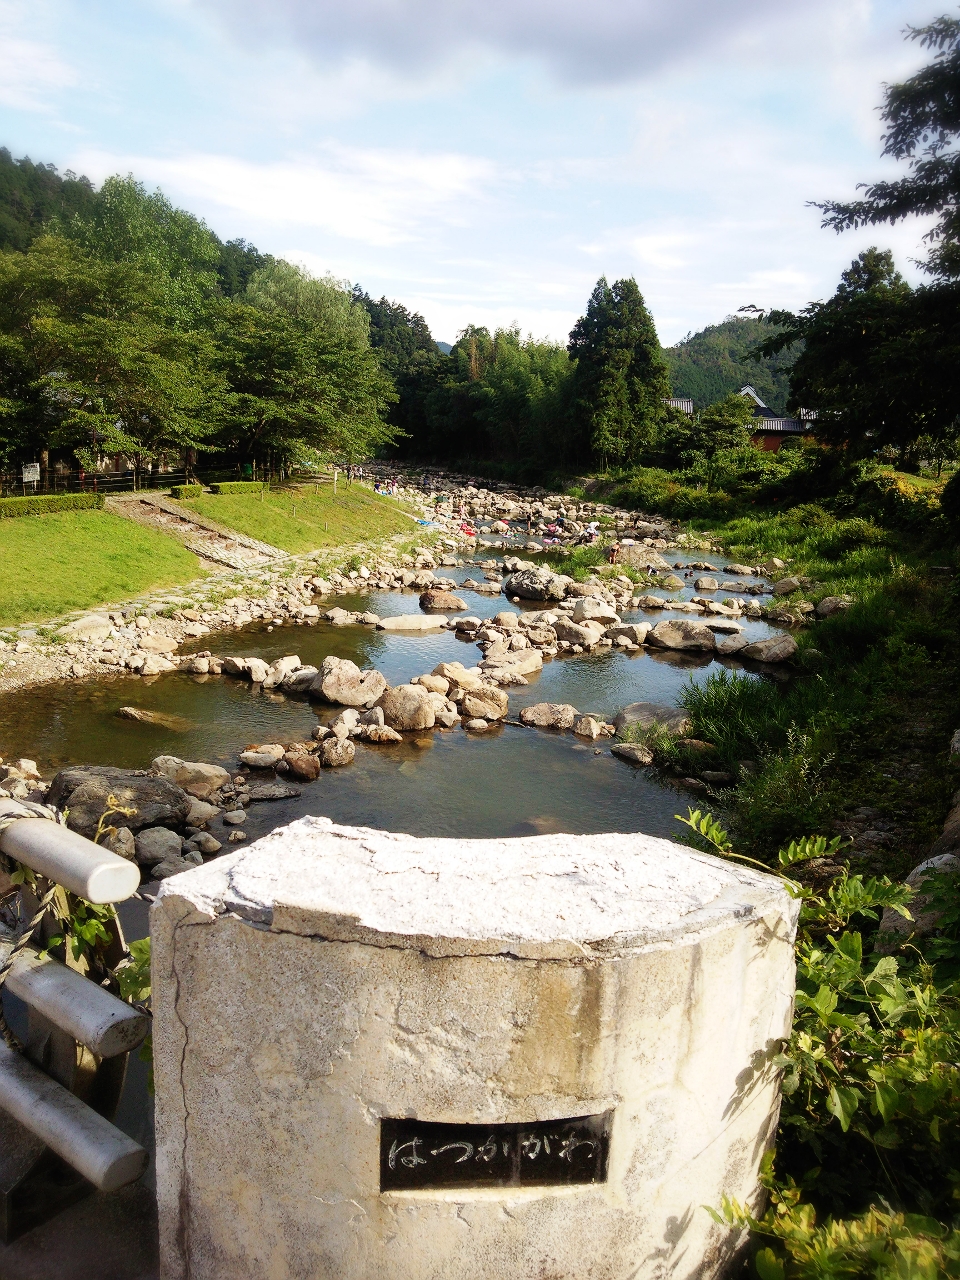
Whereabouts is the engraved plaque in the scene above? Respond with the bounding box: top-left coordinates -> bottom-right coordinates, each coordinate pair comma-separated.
380,1112 -> 612,1191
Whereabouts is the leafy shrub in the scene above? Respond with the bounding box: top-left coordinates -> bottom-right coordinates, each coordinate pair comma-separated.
816,517 -> 887,556
208,481 -> 267,494
170,483 -> 204,499
0,493 -> 104,518
683,812 -> 960,1278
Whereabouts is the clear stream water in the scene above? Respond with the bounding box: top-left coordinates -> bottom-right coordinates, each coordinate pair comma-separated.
0,558 -> 781,845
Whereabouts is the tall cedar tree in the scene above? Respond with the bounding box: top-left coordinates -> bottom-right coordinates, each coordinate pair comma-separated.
567,277 -> 670,468
818,15 -> 960,279
352,289 -> 444,453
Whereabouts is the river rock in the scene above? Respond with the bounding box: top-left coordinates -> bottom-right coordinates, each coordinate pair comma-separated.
479,648 -> 543,676
238,782 -> 298,804
573,715 -> 606,739
376,685 -> 436,731
647,620 -> 716,651
420,591 -> 467,611
139,634 -> 178,654
134,826 -> 183,867
280,666 -> 319,693
377,614 -> 448,632
311,657 -> 387,708
460,686 -> 509,721
365,725 -> 404,743
616,547 -> 671,571
415,674 -> 450,695
613,703 -> 691,735
223,810 -> 247,826
610,743 -> 654,767
284,751 -> 321,781
186,798 -> 221,826
239,745 -> 285,768
101,826 -> 136,859
815,595 -> 853,618
47,766 -> 190,838
116,707 -> 193,730
502,567 -> 567,601
150,757 -> 231,799
519,703 -> 579,730
141,654 -> 176,676
553,617 -> 607,647
189,832 -> 222,855
716,634 -> 750,655
693,577 -> 718,592
572,598 -> 619,625
740,634 -> 798,663
56,614 -> 113,642
605,623 -> 650,646
151,855 -> 201,881
878,854 -> 960,949
319,738 -> 356,767
772,577 -> 803,597
657,574 -> 685,590
262,656 -> 302,690
634,595 -> 666,609
725,564 -> 756,576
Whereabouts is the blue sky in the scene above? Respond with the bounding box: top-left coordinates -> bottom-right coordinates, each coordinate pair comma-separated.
0,0 -> 942,345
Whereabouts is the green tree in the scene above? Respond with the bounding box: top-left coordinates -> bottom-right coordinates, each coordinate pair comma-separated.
751,249 -> 952,461
214,299 -> 396,470
0,235 -> 219,467
353,289 -> 445,452
665,315 -> 799,411
245,261 -> 370,346
0,149 -> 96,253
818,15 -> 960,279
567,277 -> 670,468
62,176 -> 221,326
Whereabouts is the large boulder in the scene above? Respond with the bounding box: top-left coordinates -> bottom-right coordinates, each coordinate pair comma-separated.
311,657 -> 387,708
605,622 -> 650,646
281,665 -> 320,693
150,756 -> 231,799
572,598 -> 619,625
519,703 -> 579,730
138,634 -> 178,654
814,595 -> 853,618
878,854 -> 960,949
460,685 -> 509,721
319,738 -> 356,768
616,547 -> 671,571
479,648 -> 543,676
740,634 -> 798,663
502,567 -> 567,601
47,765 -> 190,838
553,617 -> 606,647
375,685 -> 437,731
613,703 -> 691,735
419,591 -> 467,611
646,620 -> 716,651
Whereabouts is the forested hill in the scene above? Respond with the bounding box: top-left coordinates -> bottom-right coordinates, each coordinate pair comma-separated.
665,316 -> 798,413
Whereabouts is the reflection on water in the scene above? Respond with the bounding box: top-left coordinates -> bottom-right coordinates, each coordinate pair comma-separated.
0,560 -> 782,841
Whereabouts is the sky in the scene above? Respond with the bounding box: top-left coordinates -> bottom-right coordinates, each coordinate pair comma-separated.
0,0 -> 944,346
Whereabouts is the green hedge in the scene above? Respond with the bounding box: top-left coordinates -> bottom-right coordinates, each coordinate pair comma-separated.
0,493 -> 105,518
170,483 -> 205,499
208,481 -> 266,495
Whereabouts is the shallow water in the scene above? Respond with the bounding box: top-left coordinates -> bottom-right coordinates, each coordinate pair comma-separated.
0,558 -> 781,842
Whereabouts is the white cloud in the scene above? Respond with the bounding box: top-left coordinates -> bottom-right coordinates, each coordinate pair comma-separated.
70,145 -> 499,247
0,1 -> 77,111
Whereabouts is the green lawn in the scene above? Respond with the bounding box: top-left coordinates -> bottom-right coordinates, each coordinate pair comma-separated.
0,510 -> 203,627
178,483 -> 416,554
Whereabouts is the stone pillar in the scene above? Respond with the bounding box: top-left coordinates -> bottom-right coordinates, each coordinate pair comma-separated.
152,818 -> 797,1280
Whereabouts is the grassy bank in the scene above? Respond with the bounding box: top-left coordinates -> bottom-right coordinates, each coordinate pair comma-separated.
177,483 -> 416,554
0,509 -> 204,627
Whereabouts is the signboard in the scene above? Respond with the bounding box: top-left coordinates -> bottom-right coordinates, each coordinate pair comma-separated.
380,1112 -> 612,1191
21,464 -> 40,484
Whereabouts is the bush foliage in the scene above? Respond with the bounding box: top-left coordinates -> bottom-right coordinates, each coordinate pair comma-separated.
169,483 -> 204,498
0,492 -> 104,518
208,480 -> 266,494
